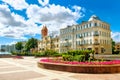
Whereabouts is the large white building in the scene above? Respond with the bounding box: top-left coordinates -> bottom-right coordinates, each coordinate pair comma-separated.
60,15 -> 112,54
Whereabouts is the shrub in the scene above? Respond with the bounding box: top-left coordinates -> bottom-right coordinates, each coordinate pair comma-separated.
67,50 -> 76,56
11,51 -> 35,56
84,51 -> 90,61
62,55 -> 73,61
112,51 -> 120,54
51,53 -> 62,57
74,55 -> 85,62
11,51 -> 18,55
61,50 -> 92,62
35,52 -> 45,57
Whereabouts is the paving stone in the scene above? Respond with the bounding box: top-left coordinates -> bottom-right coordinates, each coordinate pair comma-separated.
51,78 -> 60,80
0,67 -> 26,73
0,63 -> 12,65
69,74 -> 120,80
0,71 -> 45,80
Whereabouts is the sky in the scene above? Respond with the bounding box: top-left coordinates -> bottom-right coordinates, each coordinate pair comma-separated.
0,0 -> 120,45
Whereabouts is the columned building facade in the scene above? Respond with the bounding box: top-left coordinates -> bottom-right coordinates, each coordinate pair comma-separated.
60,15 -> 112,54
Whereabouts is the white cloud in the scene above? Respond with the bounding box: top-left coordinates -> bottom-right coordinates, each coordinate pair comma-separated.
26,4 -> 84,33
111,32 -> 120,42
0,4 -> 40,39
72,5 -> 82,12
0,5 -> 26,27
2,0 -> 29,10
0,1 -> 85,39
38,0 -> 49,6
5,41 -> 17,45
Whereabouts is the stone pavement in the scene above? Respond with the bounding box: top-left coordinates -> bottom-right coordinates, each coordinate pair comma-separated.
0,57 -> 120,80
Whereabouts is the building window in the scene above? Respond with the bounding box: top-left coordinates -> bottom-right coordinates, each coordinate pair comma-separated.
84,25 -> 86,29
95,31 -> 98,34
81,40 -> 83,45
76,34 -> 80,39
57,44 -> 59,47
117,48 -> 120,50
76,41 -> 80,45
83,40 -> 85,44
90,39 -> 92,44
106,26 -> 108,29
79,26 -> 81,30
89,23 -> 91,27
82,25 -> 84,29
76,34 -> 78,39
88,48 -> 92,50
99,31 -> 101,36
90,32 -> 92,36
104,25 -> 106,29
81,26 -> 83,30
101,48 -> 105,53
100,39 -> 102,44
85,40 -> 87,44
102,32 -> 104,36
86,32 -> 88,37
102,24 -> 104,28
57,39 -> 59,42
83,33 -> 85,37
107,40 -> 109,44
60,31 -> 62,34
99,23 -> 101,26
91,22 -> 94,27
86,24 -> 88,28
94,23 -> 97,26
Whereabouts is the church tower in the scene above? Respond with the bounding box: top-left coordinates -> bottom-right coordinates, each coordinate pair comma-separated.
41,25 -> 48,38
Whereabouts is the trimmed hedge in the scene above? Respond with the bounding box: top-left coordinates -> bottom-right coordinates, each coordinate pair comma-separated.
62,50 -> 93,62
11,50 -> 61,57
35,50 -> 61,57
11,51 -> 35,56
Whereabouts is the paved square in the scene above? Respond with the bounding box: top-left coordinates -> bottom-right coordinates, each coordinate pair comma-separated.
0,57 -> 120,80
0,71 -> 45,80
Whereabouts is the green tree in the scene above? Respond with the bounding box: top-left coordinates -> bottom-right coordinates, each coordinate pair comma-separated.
24,38 -> 38,52
15,42 -> 23,52
112,39 -> 115,53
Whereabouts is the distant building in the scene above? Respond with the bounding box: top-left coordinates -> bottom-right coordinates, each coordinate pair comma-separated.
0,45 -> 6,52
60,15 -> 112,54
38,26 -> 59,52
115,42 -> 120,51
0,44 -> 16,52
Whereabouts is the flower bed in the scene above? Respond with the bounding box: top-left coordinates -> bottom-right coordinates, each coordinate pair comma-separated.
40,59 -> 120,65
13,56 -> 24,59
38,58 -> 120,73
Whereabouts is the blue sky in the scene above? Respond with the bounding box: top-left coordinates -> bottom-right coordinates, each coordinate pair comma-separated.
0,0 -> 120,45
